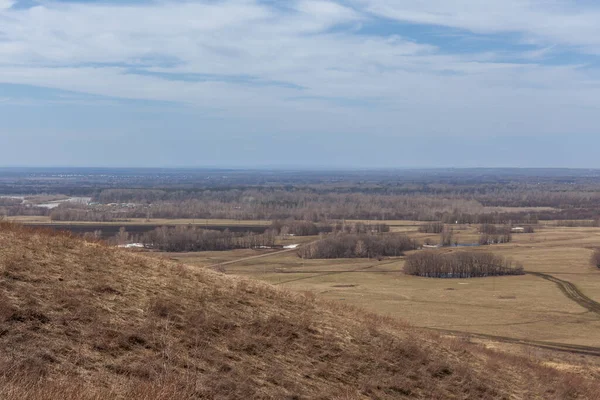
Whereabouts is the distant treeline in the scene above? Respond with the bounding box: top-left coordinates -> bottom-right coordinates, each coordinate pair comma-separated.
7,180 -> 600,223
298,233 -> 416,259
332,222 -> 390,234
555,220 -> 600,227
404,251 -> 524,278
50,204 -> 115,222
270,220 -> 332,236
29,188 -> 597,223
140,226 -> 275,252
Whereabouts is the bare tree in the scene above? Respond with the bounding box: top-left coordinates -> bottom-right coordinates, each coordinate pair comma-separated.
440,227 -> 454,247
117,227 -> 129,246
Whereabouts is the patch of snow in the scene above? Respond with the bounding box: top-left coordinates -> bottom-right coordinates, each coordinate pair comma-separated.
118,243 -> 145,248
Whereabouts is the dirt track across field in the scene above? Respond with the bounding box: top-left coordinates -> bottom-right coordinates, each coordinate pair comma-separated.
526,271 -> 600,316
207,247 -> 300,269
206,241 -> 600,357
430,328 -> 600,357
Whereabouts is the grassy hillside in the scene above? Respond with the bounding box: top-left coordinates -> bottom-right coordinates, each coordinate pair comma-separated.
0,223 -> 597,399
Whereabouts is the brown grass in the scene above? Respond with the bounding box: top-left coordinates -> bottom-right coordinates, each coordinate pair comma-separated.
197,225 -> 600,349
0,222 -> 598,399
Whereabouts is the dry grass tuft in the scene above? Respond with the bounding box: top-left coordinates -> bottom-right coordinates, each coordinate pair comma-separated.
0,222 -> 598,399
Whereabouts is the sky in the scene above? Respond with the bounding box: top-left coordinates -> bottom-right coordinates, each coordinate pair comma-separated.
1,0 -> 600,168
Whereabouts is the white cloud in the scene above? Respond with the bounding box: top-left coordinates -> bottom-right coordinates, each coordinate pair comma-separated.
0,0 -> 14,9
357,0 -> 600,53
0,0 -> 599,139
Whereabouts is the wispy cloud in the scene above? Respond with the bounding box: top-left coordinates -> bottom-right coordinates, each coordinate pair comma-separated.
0,0 -> 599,144
357,0 -> 600,53
0,0 -> 14,10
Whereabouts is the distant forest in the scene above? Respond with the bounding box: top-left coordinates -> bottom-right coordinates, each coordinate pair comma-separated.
3,168 -> 600,223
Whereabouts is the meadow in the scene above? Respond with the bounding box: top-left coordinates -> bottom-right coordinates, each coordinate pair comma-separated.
4,168 -> 600,397
165,223 -> 600,352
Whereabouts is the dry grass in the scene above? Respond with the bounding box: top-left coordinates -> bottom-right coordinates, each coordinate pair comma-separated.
175,224 -> 600,350
0,222 -> 599,399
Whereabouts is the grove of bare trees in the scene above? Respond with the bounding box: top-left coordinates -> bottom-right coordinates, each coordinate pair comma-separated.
298,233 -> 416,259
140,226 -> 275,252
404,251 -> 524,278
418,222 -> 445,234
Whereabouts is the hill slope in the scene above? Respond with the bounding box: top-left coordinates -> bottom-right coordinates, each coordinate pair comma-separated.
0,223 -> 597,399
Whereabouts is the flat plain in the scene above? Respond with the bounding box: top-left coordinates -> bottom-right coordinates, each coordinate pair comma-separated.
166,224 -> 600,349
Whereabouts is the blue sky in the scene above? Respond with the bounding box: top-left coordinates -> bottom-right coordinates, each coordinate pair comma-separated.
1,0 -> 600,168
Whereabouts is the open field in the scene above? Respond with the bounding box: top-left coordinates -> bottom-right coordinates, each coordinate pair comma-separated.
165,224 -> 600,351
5,168 -> 600,387
4,167 -> 600,397
4,222 -> 597,399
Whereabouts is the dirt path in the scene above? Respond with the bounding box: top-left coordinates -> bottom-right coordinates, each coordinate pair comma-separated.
428,271 -> 600,356
206,241 -> 600,356
273,259 -> 401,286
207,247 -> 299,269
429,328 -> 600,357
526,271 -> 600,316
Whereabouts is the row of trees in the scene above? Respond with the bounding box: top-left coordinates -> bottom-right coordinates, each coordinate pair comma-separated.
93,183 -> 600,210
7,183 -> 600,224
269,220 -> 390,237
297,233 -> 417,259
41,188 -> 581,223
479,224 -> 512,235
49,204 -> 596,224
404,251 -> 524,278
556,220 -> 600,227
478,233 -> 512,245
332,222 -> 390,234
50,207 -> 116,222
269,220 -> 332,236
140,226 -> 275,252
